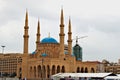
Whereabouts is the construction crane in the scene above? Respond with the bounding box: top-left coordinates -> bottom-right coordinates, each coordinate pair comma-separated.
72,36 -> 88,44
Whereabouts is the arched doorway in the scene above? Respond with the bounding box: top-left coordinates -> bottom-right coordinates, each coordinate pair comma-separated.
76,67 -> 80,73
61,66 -> 65,73
85,67 -> 88,73
42,65 -> 46,78
52,65 -> 56,75
91,68 -> 95,73
81,67 -> 84,73
38,65 -> 41,78
34,66 -> 36,78
57,65 -> 60,73
47,65 -> 50,78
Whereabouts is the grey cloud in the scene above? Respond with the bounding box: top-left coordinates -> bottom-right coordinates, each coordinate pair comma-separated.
92,16 -> 120,33
72,15 -> 120,35
0,0 -> 120,62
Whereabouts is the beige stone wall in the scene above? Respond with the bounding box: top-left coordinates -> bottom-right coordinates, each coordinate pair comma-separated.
37,43 -> 60,58
22,53 -> 101,79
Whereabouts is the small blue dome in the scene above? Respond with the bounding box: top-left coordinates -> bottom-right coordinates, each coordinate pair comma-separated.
41,37 -> 58,43
41,53 -> 47,57
77,58 -> 82,60
32,51 -> 36,54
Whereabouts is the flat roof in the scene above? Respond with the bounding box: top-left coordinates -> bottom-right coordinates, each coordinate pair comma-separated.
51,73 -> 113,78
105,76 -> 120,79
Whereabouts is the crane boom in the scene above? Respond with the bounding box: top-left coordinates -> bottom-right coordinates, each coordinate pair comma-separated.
73,36 -> 88,44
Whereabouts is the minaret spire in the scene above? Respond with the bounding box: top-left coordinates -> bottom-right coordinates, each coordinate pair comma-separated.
67,18 -> 72,55
25,10 -> 28,27
36,19 -> 40,49
23,10 -> 29,54
68,17 -> 71,32
59,8 -> 65,58
61,8 -> 64,25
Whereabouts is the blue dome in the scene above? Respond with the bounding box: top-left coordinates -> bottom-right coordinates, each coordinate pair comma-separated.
41,37 -> 58,43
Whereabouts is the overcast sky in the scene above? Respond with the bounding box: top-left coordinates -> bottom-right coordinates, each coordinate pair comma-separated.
0,0 -> 120,62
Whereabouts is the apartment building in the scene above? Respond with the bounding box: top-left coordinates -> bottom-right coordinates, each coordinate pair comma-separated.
0,53 -> 22,76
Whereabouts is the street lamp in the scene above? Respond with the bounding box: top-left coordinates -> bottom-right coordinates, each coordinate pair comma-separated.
0,59 -> 2,78
1,45 -> 5,54
1,45 -> 5,79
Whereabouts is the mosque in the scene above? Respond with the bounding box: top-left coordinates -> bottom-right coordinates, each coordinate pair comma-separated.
17,9 -> 104,79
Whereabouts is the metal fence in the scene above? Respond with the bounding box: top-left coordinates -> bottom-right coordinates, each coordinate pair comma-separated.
24,79 -> 51,80
0,78 -> 52,80
0,78 -> 19,80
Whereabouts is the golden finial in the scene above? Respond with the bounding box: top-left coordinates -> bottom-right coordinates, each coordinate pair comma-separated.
48,32 -> 50,38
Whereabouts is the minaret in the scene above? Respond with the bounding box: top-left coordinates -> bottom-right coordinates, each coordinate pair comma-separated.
67,18 -> 72,55
59,9 -> 65,57
36,19 -> 40,49
23,10 -> 29,54
22,10 -> 29,79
